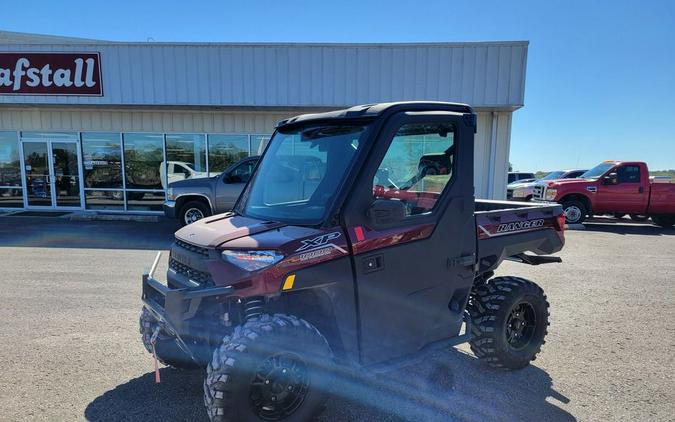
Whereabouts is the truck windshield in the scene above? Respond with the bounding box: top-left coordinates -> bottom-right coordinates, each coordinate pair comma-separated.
581,162 -> 614,179
542,171 -> 564,180
235,124 -> 367,225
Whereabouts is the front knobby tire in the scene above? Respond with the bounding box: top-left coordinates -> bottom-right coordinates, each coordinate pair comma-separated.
204,314 -> 334,422
139,307 -> 196,369
467,276 -> 550,370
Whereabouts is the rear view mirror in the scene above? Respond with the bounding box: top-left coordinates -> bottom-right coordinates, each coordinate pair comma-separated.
367,199 -> 406,229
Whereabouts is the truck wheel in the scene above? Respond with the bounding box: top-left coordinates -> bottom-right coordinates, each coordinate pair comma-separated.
467,276 -> 550,370
651,215 -> 675,228
139,307 -> 197,369
180,201 -> 210,226
561,200 -> 586,224
629,214 -> 649,222
204,314 -> 333,422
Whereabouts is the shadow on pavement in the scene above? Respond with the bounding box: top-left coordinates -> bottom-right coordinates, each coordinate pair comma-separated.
0,216 -> 178,250
580,221 -> 675,236
85,349 -> 574,422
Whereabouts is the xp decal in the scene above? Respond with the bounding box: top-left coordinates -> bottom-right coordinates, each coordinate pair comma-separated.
295,232 -> 342,252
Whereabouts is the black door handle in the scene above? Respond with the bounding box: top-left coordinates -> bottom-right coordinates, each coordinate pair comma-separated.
362,254 -> 384,273
638,187 -> 644,193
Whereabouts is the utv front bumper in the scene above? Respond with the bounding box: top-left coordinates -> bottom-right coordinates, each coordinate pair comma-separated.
141,252 -> 233,362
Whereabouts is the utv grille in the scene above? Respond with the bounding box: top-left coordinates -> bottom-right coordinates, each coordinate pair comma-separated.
506,189 -> 514,200
175,239 -> 210,257
169,257 -> 213,287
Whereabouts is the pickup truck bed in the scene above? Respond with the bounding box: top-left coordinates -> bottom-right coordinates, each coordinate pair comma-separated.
475,199 -> 565,273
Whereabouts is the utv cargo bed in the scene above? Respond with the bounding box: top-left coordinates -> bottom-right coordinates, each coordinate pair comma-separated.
475,199 -> 565,273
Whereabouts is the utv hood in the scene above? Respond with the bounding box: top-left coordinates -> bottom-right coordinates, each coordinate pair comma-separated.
175,214 -> 286,248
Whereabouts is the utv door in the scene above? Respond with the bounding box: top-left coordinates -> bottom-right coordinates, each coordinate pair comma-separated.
342,111 -> 476,365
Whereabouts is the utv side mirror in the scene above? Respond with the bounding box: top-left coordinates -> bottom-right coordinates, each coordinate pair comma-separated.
603,173 -> 618,185
366,199 -> 406,229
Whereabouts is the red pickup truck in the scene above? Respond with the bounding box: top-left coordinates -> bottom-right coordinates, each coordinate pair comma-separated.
532,161 -> 675,226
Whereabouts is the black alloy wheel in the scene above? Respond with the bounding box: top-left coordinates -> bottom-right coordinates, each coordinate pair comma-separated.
250,352 -> 310,421
505,302 -> 537,350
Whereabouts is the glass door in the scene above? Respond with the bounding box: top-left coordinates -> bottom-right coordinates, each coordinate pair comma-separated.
51,142 -> 82,207
22,142 -> 52,207
22,140 -> 82,208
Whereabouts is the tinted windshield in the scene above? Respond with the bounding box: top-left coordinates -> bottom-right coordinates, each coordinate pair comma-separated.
542,171 -> 564,180
236,124 -> 367,224
581,163 -> 614,179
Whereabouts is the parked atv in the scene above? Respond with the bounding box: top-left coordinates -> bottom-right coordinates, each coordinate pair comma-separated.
139,102 -> 565,421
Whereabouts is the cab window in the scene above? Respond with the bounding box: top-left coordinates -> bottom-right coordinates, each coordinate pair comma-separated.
228,160 -> 256,183
372,122 -> 455,216
617,165 -> 640,183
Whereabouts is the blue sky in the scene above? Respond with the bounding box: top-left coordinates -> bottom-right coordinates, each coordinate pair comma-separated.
2,0 -> 674,171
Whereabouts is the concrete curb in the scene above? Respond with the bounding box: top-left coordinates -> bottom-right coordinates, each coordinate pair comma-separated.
565,223 -> 586,230
70,213 -> 159,223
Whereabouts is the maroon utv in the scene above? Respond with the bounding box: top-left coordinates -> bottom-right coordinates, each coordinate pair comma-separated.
140,102 -> 566,421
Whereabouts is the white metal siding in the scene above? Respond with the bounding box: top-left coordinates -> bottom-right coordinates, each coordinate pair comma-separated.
0,107 -> 294,133
0,42 -> 527,109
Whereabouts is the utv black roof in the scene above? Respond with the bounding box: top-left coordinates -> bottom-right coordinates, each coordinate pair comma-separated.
276,101 -> 475,129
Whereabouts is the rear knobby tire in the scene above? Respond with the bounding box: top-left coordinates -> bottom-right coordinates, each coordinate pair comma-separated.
467,276 -> 550,370
651,215 -> 675,228
139,307 -> 196,369
204,314 -> 333,422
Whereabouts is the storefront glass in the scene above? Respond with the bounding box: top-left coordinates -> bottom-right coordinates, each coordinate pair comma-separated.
2,131 -> 271,211
164,134 -> 207,188
0,131 -> 21,187
84,190 -> 124,211
82,133 -> 122,189
0,131 -> 22,207
126,191 -> 164,211
208,135 -> 248,173
123,133 -> 164,190
250,134 -> 271,156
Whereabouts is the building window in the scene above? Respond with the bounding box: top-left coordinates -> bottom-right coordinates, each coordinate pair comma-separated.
84,190 -> 124,211
123,133 -> 164,190
0,131 -> 21,187
82,133 -> 123,189
0,132 -> 22,207
208,135 -> 249,174
250,134 -> 271,156
164,134 -> 207,188
126,191 -> 164,211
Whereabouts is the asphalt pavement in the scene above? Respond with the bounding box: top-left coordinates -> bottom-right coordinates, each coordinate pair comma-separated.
0,215 -> 673,421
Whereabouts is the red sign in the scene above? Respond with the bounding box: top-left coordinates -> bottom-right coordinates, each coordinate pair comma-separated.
0,52 -> 102,96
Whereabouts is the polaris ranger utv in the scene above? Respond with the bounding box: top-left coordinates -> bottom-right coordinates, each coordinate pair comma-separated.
140,102 -> 565,421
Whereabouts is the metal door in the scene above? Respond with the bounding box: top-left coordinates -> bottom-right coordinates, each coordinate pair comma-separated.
342,111 -> 477,365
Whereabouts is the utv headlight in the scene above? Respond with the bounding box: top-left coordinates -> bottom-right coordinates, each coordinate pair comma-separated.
221,250 -> 284,271
167,187 -> 176,200
513,189 -> 526,198
545,188 -> 558,201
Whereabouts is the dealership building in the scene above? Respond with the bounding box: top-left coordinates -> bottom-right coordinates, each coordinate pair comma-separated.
0,31 -> 528,213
